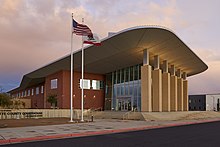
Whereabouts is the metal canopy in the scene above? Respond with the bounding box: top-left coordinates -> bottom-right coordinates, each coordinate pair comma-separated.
11,26 -> 208,91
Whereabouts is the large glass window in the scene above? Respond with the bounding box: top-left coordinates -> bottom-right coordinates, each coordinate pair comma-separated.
130,66 -> 133,81
92,80 -> 103,90
134,65 -> 139,80
41,86 -> 44,93
24,90 -> 26,97
28,89 -> 30,96
113,71 -> 117,84
31,89 -> 34,96
121,69 -> 124,83
79,79 -> 90,89
125,67 -> 129,82
51,79 -> 58,89
117,71 -> 120,84
36,87 -> 39,95
110,64 -> 141,111
105,73 -> 112,98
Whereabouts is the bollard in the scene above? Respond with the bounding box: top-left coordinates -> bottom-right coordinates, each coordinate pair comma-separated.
91,115 -> 94,122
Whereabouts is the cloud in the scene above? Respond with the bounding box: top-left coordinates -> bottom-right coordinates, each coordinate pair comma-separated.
0,0 -> 220,94
188,61 -> 220,94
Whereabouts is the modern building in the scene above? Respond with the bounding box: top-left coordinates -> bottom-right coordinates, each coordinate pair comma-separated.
8,26 -> 208,112
189,94 -> 220,111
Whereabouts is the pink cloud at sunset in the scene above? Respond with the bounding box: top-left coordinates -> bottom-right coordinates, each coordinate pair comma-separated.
0,0 -> 220,94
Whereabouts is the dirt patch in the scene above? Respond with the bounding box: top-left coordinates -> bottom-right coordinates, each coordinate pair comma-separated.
0,118 -> 80,128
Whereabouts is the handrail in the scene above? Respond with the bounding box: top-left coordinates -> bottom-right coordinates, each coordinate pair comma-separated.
122,111 -> 132,120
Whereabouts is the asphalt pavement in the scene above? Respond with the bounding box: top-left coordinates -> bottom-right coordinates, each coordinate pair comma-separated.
1,120 -> 220,147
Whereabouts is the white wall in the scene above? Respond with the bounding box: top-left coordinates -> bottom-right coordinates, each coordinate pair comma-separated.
206,94 -> 220,111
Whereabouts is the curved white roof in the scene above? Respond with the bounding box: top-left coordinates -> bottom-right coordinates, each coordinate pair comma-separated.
10,26 -> 208,91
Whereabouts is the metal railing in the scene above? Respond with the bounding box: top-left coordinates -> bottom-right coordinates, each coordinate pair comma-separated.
122,111 -> 132,120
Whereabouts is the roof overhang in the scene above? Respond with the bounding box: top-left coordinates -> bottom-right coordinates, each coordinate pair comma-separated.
9,26 -> 208,92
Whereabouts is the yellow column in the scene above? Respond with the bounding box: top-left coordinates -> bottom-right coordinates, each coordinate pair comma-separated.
141,65 -> 152,112
152,69 -> 162,112
170,76 -> 177,111
162,72 -> 170,111
177,78 -> 183,111
183,80 -> 188,111
170,65 -> 177,112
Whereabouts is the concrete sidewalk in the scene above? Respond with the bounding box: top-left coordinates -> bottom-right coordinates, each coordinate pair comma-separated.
1,118 -> 220,145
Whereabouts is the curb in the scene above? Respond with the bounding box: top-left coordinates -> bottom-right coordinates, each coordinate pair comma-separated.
1,118 -> 220,145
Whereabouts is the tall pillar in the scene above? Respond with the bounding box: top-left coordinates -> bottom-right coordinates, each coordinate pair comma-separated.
170,65 -> 177,111
177,69 -> 183,111
152,55 -> 162,112
183,72 -> 188,111
141,50 -> 152,112
162,60 -> 170,112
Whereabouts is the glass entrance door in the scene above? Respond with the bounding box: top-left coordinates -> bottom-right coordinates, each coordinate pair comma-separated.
117,98 -> 131,111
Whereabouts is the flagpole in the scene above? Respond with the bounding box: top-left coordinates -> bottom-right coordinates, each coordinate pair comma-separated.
70,13 -> 74,122
81,18 -> 84,122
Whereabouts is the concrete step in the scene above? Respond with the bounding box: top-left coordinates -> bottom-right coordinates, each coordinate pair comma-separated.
141,111 -> 220,121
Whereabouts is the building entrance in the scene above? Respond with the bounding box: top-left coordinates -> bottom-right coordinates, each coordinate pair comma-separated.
117,97 -> 131,111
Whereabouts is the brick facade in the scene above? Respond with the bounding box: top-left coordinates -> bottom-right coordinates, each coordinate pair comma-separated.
11,70 -> 105,109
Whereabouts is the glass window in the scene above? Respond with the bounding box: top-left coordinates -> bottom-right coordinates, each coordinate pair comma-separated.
134,65 -> 138,80
41,86 -> 44,93
113,71 -> 117,84
36,87 -> 39,95
21,91 -> 24,97
80,79 -> 90,89
125,84 -> 129,95
92,80 -> 101,90
121,85 -> 125,95
139,64 -> 141,80
117,70 -> 120,84
121,69 -> 124,83
51,79 -> 58,89
32,89 -> 34,96
117,86 -> 120,96
28,89 -> 30,96
125,67 -> 129,82
130,66 -> 133,81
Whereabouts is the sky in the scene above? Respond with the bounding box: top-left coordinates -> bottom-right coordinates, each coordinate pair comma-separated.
0,0 -> 220,94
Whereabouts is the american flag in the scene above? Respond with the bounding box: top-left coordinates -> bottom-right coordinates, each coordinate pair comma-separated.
72,19 -> 92,36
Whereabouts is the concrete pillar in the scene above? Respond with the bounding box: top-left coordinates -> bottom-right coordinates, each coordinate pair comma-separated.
170,65 -> 177,111
154,55 -> 160,70
162,60 -> 170,112
141,49 -> 152,112
183,80 -> 188,111
176,69 -> 183,111
183,72 -> 188,111
152,55 -> 162,112
177,77 -> 183,111
141,65 -> 152,112
143,50 -> 149,65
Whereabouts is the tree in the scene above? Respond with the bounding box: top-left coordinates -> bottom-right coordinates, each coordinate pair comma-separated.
0,93 -> 12,108
47,93 -> 57,108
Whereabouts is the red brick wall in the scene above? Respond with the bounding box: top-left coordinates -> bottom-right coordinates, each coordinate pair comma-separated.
11,84 -> 44,108
73,71 -> 105,110
11,70 -> 105,109
45,71 -> 63,108
62,70 -> 71,108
